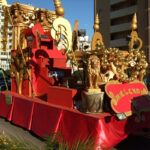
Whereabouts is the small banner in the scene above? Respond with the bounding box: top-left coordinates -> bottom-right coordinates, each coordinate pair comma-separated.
105,81 -> 148,116
5,94 -> 12,105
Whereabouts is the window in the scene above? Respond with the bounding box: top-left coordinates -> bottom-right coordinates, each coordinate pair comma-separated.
9,45 -> 12,49
98,9 -> 102,14
130,0 -> 137,6
9,26 -> 12,30
8,33 -> 12,37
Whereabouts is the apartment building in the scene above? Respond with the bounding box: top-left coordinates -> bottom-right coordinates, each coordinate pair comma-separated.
0,0 -> 12,70
94,0 -> 150,63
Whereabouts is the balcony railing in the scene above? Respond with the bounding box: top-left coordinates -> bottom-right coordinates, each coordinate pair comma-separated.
110,22 -> 131,33
110,38 -> 128,47
110,0 -> 125,5
110,6 -> 137,19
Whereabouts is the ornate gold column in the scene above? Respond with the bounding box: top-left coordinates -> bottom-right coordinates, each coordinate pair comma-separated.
38,8 -> 56,32
12,24 -> 27,50
11,3 -> 35,50
10,2 -> 57,49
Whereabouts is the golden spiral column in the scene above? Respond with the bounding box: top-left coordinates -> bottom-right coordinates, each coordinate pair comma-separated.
12,24 -> 27,50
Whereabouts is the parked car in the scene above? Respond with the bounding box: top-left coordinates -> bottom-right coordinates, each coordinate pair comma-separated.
0,70 -> 11,91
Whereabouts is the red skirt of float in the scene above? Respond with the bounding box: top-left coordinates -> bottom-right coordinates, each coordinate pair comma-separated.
1,91 -> 150,149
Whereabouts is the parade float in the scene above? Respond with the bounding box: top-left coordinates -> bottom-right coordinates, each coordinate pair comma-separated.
0,0 -> 150,149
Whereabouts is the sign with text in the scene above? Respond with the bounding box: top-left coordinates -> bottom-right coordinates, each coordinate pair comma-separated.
105,81 -> 148,116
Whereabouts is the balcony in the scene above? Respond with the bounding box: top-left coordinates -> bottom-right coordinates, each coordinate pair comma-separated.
110,22 -> 131,33
110,6 -> 137,19
110,0 -> 125,5
110,38 -> 128,47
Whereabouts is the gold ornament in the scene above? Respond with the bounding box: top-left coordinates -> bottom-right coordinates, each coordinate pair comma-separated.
131,13 -> 137,30
51,17 -> 72,54
129,13 -> 143,50
91,13 -> 104,51
93,14 -> 100,31
54,0 -> 65,17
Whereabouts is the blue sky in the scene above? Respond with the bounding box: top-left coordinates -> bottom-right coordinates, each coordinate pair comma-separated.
7,0 -> 94,40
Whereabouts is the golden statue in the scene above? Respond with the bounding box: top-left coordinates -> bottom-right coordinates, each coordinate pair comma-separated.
87,55 -> 101,92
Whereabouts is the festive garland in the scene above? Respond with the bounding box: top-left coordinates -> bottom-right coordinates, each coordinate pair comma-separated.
99,47 -> 148,83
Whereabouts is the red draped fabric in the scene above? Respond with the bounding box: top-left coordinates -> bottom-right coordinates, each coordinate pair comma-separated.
1,91 -> 149,149
97,116 -> 128,148
11,97 -> 34,130
31,101 -> 63,137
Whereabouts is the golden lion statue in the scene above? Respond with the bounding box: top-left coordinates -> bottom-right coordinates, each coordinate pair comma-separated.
87,55 -> 100,90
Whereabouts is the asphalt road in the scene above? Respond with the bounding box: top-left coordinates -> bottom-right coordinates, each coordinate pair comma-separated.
112,134 -> 150,150
0,117 -> 46,150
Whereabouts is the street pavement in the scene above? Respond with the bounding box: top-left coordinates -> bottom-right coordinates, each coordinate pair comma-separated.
0,117 -> 150,150
112,134 -> 150,150
0,117 -> 46,150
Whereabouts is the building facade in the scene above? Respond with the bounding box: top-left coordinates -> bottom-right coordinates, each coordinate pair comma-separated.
0,0 -> 12,70
94,0 -> 150,63
77,29 -> 91,51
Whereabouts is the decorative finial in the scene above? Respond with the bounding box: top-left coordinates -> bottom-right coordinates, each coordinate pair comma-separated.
93,13 -> 100,32
73,20 -> 79,31
54,0 -> 65,17
131,13 -> 137,30
91,13 -> 104,50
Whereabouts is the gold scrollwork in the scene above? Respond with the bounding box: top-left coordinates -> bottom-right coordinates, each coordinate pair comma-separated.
23,12 -> 36,24
51,17 -> 72,54
129,30 -> 143,50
